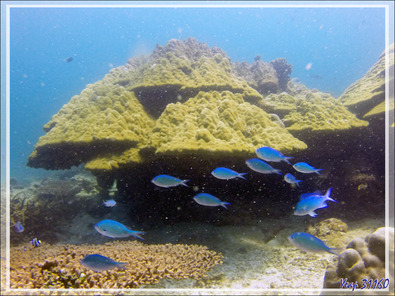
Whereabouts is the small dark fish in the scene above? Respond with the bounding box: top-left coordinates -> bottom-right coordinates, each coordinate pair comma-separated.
31,238 -> 41,247
65,57 -> 73,63
14,221 -> 24,233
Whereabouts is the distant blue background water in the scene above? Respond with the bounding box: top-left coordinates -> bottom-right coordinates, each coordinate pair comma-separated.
3,2 -> 394,182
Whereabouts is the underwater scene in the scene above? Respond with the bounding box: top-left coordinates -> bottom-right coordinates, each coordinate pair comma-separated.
1,2 -> 395,295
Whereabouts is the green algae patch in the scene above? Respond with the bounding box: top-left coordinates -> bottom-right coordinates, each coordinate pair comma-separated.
149,91 -> 307,156
262,91 -> 369,134
27,80 -> 155,170
339,43 -> 394,118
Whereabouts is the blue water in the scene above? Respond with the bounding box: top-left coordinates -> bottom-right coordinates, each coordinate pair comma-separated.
2,2 -> 393,181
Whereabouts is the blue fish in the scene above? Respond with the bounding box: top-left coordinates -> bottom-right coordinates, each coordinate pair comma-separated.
284,173 -> 302,187
288,232 -> 340,256
80,254 -> 127,272
151,174 -> 189,188
193,193 -> 230,209
211,167 -> 246,180
94,219 -> 145,240
103,199 -> 116,207
14,221 -> 24,233
31,238 -> 41,247
294,188 -> 336,217
255,146 -> 293,165
293,162 -> 323,174
245,158 -> 282,175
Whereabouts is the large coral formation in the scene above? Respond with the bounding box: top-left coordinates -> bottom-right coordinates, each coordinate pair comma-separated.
260,81 -> 369,137
9,240 -> 223,289
149,90 -> 306,156
27,81 -> 155,170
27,38 -> 306,172
339,43 -> 394,120
324,227 -> 394,290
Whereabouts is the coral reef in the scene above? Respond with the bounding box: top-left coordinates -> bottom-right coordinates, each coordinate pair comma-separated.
323,227 -> 394,289
9,240 -> 223,289
339,42 -> 394,120
270,58 -> 293,91
27,38 -> 311,173
234,59 -> 280,94
261,84 -> 369,136
10,175 -> 99,245
149,90 -> 307,156
27,84 -> 155,170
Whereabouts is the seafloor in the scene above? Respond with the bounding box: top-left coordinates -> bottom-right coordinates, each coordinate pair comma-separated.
1,178 -> 386,296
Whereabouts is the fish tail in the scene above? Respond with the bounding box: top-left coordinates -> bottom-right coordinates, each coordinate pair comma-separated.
315,169 -> 323,175
275,169 -> 282,175
221,202 -> 231,209
131,231 -> 145,240
181,180 -> 190,187
296,180 -> 302,187
238,173 -> 247,180
329,248 -> 342,257
325,188 -> 337,202
116,262 -> 128,269
284,157 -> 293,165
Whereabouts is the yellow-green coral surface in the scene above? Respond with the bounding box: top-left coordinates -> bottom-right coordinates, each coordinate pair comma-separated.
339,42 -> 394,118
27,79 -> 155,170
150,91 -> 307,155
263,92 -> 369,133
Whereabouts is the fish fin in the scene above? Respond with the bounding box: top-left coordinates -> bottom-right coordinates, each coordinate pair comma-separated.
313,190 -> 322,195
318,203 -> 328,209
130,231 -> 145,240
221,202 -> 231,209
181,180 -> 190,187
315,169 -> 323,175
238,173 -> 247,180
309,211 -> 317,217
284,157 -> 293,165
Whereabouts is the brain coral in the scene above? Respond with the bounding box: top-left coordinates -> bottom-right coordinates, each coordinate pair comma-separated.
149,90 -> 307,156
339,42 -> 394,119
9,240 -> 223,289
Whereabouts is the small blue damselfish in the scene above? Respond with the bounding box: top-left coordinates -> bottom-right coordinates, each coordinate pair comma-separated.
80,254 -> 127,272
255,146 -> 293,165
288,232 -> 340,256
151,174 -> 189,188
211,167 -> 246,180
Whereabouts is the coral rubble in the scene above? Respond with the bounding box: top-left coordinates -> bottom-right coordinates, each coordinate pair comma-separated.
9,241 -> 223,289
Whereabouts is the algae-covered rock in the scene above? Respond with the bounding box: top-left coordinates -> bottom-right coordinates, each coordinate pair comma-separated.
149,91 -> 307,156
27,79 -> 155,170
339,43 -> 394,119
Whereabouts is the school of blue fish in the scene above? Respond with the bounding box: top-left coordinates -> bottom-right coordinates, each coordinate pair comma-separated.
15,145 -> 340,272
